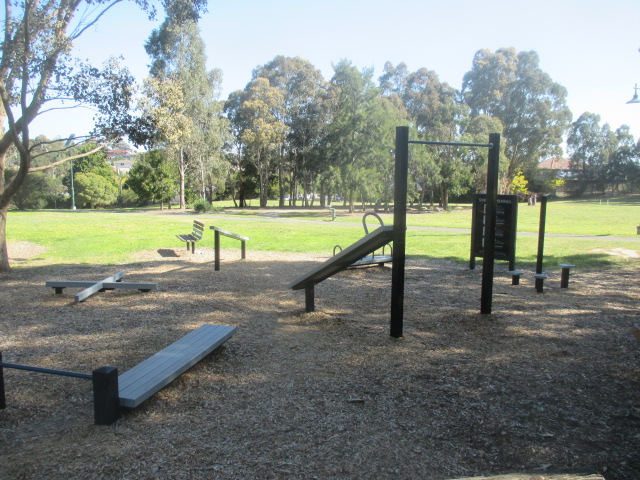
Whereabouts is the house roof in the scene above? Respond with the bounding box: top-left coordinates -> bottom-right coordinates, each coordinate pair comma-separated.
538,158 -> 571,170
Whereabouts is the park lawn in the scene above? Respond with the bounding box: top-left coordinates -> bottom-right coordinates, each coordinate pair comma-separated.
5,203 -> 639,269
212,195 -> 640,237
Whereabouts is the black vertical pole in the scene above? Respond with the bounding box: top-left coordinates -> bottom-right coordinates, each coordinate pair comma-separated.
214,230 -> 221,271
480,133 -> 500,315
92,366 -> 120,426
535,196 -> 548,292
390,126 -> 408,338
305,284 -> 315,313
469,197 -> 477,270
241,240 -> 246,260
0,352 -> 6,409
536,196 -> 547,274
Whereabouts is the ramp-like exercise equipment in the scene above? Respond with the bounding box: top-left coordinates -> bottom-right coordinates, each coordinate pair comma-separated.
289,226 -> 394,312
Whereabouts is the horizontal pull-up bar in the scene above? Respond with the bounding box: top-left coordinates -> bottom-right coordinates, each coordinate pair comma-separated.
408,140 -> 493,148
0,361 -> 92,380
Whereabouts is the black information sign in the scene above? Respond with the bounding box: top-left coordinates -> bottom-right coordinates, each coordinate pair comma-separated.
470,194 -> 518,271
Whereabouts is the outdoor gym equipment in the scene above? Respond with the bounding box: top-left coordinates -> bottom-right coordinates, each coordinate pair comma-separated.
45,271 -> 157,303
391,128 -> 502,337
470,194 -> 518,271
332,213 -> 393,268
291,127 -> 502,338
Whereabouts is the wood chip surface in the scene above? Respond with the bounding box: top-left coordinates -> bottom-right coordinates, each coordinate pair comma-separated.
0,244 -> 638,479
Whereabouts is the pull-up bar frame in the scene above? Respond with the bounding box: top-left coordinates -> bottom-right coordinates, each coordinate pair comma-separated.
391,127 -> 501,338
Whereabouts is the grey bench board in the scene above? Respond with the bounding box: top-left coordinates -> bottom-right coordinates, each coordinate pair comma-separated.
45,281 -> 157,290
117,324 -> 236,408
289,226 -> 394,290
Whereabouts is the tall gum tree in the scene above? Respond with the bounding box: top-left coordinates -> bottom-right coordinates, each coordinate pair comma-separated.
143,17 -> 225,209
462,48 -> 572,182
0,0 -> 207,271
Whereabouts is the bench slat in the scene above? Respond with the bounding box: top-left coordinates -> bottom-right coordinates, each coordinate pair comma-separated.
117,324 -> 236,408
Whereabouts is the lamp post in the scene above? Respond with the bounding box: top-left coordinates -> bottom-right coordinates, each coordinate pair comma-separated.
66,135 -> 76,210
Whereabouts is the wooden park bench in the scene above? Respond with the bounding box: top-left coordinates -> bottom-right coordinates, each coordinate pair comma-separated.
177,220 -> 205,253
0,324 -> 237,425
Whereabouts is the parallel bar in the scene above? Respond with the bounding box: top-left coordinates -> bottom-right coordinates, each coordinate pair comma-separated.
0,361 -> 92,379
408,140 -> 493,148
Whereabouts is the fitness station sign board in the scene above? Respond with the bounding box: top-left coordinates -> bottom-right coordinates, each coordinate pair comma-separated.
470,194 -> 518,271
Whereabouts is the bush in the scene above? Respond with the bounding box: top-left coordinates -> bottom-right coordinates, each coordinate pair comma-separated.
193,198 -> 211,213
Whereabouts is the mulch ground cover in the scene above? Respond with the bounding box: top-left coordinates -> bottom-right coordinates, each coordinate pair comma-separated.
1,244 -> 638,479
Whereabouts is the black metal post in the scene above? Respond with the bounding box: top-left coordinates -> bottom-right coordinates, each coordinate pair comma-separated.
305,284 -> 315,313
535,196 -> 548,292
214,230 -> 221,271
92,366 -> 120,426
469,200 -> 478,270
0,352 -> 6,409
241,240 -> 246,260
536,196 -> 547,275
559,264 -> 574,288
480,133 -> 500,314
390,126 -> 409,338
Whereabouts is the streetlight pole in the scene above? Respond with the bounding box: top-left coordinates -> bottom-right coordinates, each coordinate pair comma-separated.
66,135 -> 76,210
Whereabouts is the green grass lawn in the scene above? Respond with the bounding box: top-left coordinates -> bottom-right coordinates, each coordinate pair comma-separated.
5,194 -> 639,269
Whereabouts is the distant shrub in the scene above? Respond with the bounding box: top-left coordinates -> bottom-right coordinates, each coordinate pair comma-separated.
193,198 -> 211,213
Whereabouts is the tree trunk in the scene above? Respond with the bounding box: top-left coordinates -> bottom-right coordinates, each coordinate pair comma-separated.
179,147 -> 186,209
348,187 -> 355,213
440,184 -> 449,210
0,208 -> 10,271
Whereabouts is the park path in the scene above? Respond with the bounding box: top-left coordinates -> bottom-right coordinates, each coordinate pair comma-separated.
197,211 -> 640,243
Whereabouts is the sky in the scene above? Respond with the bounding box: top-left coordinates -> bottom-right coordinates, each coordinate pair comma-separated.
28,0 -> 640,151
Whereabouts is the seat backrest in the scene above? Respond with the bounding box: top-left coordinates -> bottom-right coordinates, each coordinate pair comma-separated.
193,221 -> 205,240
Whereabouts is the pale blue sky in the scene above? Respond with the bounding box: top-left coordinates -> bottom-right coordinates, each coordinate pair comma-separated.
30,0 -> 640,148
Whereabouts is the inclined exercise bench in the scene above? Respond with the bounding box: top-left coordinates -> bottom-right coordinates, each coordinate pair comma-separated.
177,220 -> 205,253
0,324 -> 237,425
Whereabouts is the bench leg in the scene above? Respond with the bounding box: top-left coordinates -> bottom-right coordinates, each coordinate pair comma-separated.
241,240 -> 246,260
92,366 -> 120,426
305,284 -> 315,313
215,230 -> 221,271
512,275 -> 520,285
560,267 -> 571,288
535,277 -> 544,293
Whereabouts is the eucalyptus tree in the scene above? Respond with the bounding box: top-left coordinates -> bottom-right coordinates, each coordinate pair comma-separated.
381,63 -> 471,208
251,56 -> 330,206
324,60 -> 393,212
567,112 -> 619,195
0,0 -> 206,271
462,48 -> 572,181
143,17 -> 227,209
230,78 -> 288,207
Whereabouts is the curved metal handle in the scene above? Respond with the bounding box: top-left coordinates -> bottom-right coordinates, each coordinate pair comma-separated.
362,212 -> 384,234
